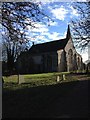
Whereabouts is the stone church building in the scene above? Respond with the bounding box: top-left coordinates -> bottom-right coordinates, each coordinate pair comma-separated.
17,25 -> 83,74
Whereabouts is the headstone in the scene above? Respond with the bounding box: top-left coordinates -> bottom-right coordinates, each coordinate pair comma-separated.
18,75 -> 25,84
56,75 -> 60,82
62,74 -> 66,80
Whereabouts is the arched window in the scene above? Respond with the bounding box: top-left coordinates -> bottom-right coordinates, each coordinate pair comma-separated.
77,57 -> 80,65
67,49 -> 73,71
73,54 -> 78,70
77,56 -> 81,70
74,54 -> 76,59
68,49 -> 73,64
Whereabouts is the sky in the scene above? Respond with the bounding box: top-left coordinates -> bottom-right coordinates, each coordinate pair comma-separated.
25,1 -> 88,62
0,0 -> 88,62
27,2 -> 78,43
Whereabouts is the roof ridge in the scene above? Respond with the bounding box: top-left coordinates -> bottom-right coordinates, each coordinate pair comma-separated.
33,38 -> 67,46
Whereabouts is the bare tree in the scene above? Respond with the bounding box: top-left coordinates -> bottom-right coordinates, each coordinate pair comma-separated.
1,2 -> 52,74
71,2 -> 90,50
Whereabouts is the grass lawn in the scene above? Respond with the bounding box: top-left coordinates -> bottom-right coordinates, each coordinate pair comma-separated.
3,72 -> 78,90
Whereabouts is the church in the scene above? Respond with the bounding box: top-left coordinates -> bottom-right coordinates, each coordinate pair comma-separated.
16,25 -> 83,74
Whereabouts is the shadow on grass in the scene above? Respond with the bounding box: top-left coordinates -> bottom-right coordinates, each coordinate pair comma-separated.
3,79 -> 89,118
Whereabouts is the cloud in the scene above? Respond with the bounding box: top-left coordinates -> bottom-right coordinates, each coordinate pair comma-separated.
81,52 -> 88,62
43,30 -> 67,41
49,21 -> 58,26
27,30 -> 67,44
49,5 -> 68,21
26,19 -> 68,44
26,22 -> 49,33
32,0 -> 87,4
26,20 -> 59,42
48,3 -> 81,20
26,22 -> 50,43
46,32 -> 60,40
70,6 -> 79,17
36,32 -> 63,43
4,0 -> 86,3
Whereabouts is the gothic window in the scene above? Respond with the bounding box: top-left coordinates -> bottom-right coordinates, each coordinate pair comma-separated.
77,57 -> 80,65
77,57 -> 81,69
73,54 -> 78,70
68,49 -> 73,64
67,49 -> 73,71
74,53 -> 77,64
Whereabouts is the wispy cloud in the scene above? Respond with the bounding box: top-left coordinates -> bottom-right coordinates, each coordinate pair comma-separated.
48,3 -> 80,21
4,0 -> 86,4
70,6 -> 79,17
49,5 -> 68,21
48,21 -> 58,26
44,32 -> 60,40
42,30 -> 67,41
25,2 -> 81,44
81,51 -> 88,62
33,0 -> 87,4
26,22 -> 49,33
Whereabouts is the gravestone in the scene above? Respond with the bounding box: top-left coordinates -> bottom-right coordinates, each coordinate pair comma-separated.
18,75 -> 25,84
62,74 -> 66,80
56,75 -> 60,82
56,74 -> 66,82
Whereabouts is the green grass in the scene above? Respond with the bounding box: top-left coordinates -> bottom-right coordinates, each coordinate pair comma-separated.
3,75 -> 18,83
3,72 -> 79,90
3,72 -> 70,82
4,71 -> 89,91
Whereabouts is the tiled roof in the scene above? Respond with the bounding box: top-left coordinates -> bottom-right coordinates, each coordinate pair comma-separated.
29,38 -> 68,54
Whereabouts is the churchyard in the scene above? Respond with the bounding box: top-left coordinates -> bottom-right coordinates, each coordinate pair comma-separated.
3,72 -> 77,89
3,72 -> 89,118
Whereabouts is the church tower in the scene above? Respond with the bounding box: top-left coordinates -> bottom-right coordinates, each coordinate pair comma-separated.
66,25 -> 71,40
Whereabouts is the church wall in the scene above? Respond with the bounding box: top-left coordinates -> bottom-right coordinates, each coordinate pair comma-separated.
33,55 -> 42,64
76,54 -> 83,71
16,39 -> 83,74
34,52 -> 57,73
26,52 -> 58,73
16,25 -> 83,74
26,54 -> 42,73
65,38 -> 78,72
51,53 -> 58,71
57,49 -> 67,72
73,53 -> 78,71
65,38 -> 83,72
57,49 -> 63,72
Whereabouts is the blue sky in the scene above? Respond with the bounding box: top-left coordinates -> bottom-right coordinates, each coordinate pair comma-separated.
25,1 -> 88,62
26,2 -> 78,43
1,1 -> 88,62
